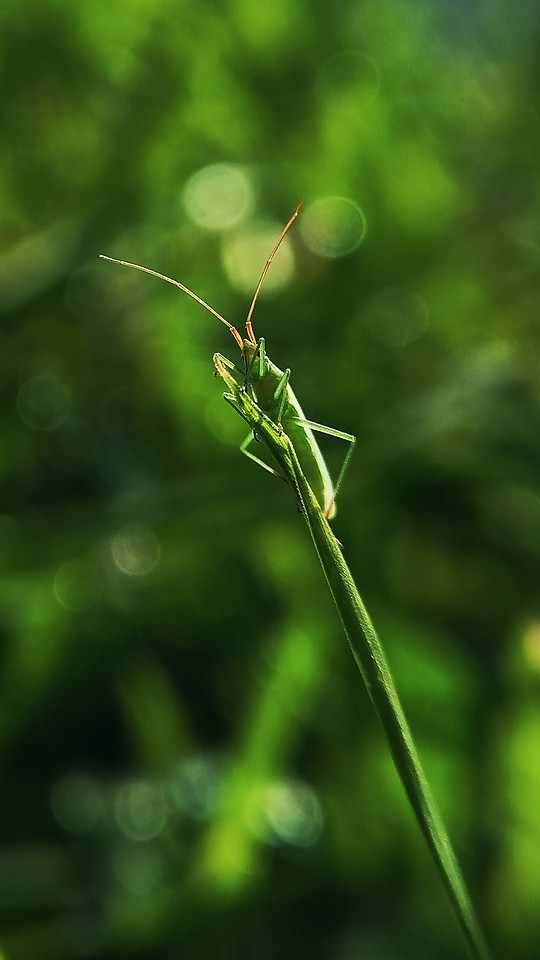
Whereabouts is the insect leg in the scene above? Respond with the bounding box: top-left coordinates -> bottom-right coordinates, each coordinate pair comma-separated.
244,338 -> 268,390
239,433 -> 288,484
214,352 -> 245,379
290,417 -> 356,518
272,369 -> 292,429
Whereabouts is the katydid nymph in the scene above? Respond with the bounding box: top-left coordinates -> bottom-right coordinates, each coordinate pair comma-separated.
100,205 -> 355,519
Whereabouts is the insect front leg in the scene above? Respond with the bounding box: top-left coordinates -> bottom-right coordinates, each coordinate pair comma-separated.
242,337 -> 268,391
214,353 -> 245,380
272,368 -> 291,433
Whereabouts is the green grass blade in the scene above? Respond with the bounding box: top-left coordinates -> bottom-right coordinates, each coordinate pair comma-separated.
287,445 -> 493,960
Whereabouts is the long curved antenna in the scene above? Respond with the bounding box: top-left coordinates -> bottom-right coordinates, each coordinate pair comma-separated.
244,203 -> 303,345
99,255 -> 244,349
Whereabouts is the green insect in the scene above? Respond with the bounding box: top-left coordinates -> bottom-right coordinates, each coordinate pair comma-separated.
101,205 -> 355,519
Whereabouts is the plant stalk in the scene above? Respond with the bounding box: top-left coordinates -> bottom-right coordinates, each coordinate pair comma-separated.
288,444 -> 492,960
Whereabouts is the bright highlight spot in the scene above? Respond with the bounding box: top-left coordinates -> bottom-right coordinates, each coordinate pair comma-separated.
114,780 -> 168,842
50,772 -> 105,834
17,374 -> 71,431
109,525 -> 160,577
222,223 -> 294,296
169,755 -> 221,820
259,780 -> 324,847
523,621 -> 540,672
301,196 -> 367,258
184,164 -> 254,231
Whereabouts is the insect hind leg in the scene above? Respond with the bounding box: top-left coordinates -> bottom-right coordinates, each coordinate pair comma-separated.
289,416 -> 356,518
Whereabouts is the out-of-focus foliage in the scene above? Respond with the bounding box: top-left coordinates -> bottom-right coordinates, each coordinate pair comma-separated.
1,1 -> 539,957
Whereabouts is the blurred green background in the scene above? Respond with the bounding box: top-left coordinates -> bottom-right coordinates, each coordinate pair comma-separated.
1,1 -> 540,957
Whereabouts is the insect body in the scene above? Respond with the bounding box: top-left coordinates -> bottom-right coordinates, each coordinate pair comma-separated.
100,205 -> 355,520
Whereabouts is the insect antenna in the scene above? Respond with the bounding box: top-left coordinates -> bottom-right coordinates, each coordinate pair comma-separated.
99,255 -> 244,349
244,203 -> 303,345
